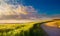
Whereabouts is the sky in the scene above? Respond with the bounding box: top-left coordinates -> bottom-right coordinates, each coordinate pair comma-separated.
0,0 -> 60,20
23,0 -> 60,15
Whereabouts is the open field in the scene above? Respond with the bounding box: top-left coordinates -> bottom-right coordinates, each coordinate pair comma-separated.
0,19 -> 60,36
0,22 -> 48,36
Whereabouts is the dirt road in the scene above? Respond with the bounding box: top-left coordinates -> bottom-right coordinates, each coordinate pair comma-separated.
41,23 -> 60,36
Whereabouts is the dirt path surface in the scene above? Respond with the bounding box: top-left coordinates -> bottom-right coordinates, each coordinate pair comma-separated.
41,23 -> 60,36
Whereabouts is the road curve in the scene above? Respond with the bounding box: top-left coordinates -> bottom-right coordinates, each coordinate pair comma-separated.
41,23 -> 60,36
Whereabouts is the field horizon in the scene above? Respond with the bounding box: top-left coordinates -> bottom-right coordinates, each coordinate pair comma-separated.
0,19 -> 60,36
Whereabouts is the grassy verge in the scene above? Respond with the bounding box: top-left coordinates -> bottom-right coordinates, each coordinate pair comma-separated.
0,22 -> 48,36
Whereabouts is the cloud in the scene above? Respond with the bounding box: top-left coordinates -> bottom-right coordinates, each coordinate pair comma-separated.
50,14 -> 60,19
0,0 -> 40,20
0,0 -> 59,20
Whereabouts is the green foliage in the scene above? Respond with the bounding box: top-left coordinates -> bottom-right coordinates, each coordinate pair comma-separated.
0,23 -> 48,36
19,23 -> 48,36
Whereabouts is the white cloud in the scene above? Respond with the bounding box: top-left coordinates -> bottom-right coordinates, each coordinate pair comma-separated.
0,0 -> 40,20
0,0 -> 58,20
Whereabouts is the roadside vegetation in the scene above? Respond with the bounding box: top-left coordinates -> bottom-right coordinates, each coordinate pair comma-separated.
0,22 -> 48,36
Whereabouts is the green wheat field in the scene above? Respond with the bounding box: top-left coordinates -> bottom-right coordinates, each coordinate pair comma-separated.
0,22 -> 48,36
0,19 -> 60,36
